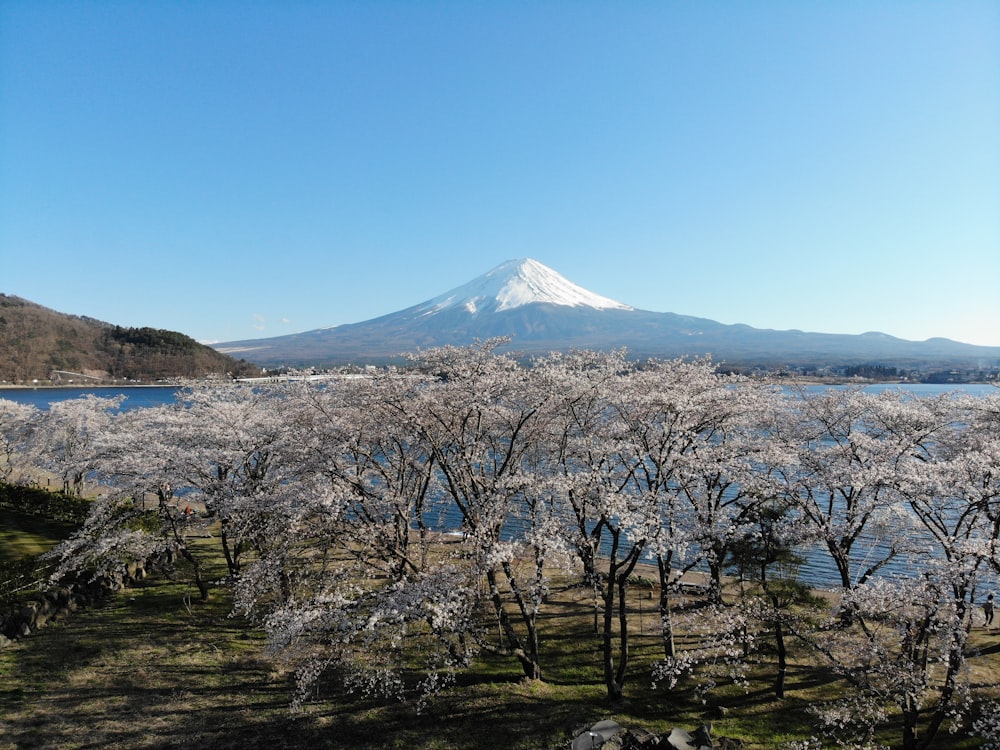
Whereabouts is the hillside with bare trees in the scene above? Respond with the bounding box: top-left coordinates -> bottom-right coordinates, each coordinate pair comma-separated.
0,295 -> 259,383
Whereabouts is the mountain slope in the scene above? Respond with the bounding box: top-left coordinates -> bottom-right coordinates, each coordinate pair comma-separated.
0,294 -> 259,383
214,259 -> 1000,372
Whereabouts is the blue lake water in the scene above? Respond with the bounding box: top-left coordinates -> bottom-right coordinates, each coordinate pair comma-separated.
808,382 -> 996,397
0,385 -> 181,411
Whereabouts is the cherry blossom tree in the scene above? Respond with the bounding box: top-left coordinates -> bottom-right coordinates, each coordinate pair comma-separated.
0,398 -> 37,483
46,403 -> 214,599
542,352 -> 764,697
659,365 -> 782,608
257,548 -> 478,710
725,497 -> 821,699
972,699 -> 1000,750
167,383 -> 305,579
772,387 -> 946,595
899,392 -> 997,618
237,343 -> 568,704
536,348 -> 626,634
539,348 -> 656,698
607,356 -> 747,670
48,384 -> 313,602
292,371 -> 441,583
804,392 -> 997,749
28,394 -> 123,495
949,390 -> 1000,578
396,341 -> 564,682
230,372 -> 480,704
807,574 -> 972,750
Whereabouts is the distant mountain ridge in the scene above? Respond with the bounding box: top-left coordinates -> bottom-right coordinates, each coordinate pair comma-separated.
0,294 -> 258,384
214,259 -> 1000,375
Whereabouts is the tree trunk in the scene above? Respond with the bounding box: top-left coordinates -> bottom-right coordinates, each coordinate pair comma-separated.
220,528 -> 239,577
901,699 -> 919,750
600,538 -> 641,700
915,614 -> 968,750
500,559 -> 542,681
657,556 -> 675,659
707,552 -> 726,605
614,572 -> 631,691
828,540 -> 852,590
177,545 -> 210,601
576,538 -> 601,635
485,568 -> 541,681
602,567 -> 620,699
773,616 -> 786,699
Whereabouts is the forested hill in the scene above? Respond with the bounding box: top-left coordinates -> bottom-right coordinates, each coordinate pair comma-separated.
0,294 -> 259,384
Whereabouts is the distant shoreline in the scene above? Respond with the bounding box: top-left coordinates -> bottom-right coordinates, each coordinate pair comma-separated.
2,376 -> 996,390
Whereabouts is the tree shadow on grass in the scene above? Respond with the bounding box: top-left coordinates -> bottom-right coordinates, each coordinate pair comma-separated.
0,575 -> 315,749
0,574 -> 624,750
971,631 -> 1000,657
313,684 -> 616,750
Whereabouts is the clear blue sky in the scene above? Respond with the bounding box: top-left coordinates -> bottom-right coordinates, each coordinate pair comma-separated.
2,1 -> 998,347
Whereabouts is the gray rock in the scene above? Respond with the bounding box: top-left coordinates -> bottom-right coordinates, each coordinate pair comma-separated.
622,728 -> 661,748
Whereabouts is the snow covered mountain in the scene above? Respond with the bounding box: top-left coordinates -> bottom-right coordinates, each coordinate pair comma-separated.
416,258 -> 632,315
215,259 -> 1000,371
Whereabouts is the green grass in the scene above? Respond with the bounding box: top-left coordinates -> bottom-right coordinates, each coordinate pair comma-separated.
0,509 -> 75,562
1,528 -> 997,748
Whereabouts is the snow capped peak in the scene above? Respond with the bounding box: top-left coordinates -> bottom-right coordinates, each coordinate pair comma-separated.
421,258 -> 633,315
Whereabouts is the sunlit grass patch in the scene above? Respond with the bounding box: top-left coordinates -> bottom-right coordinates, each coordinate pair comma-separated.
0,509 -> 74,562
